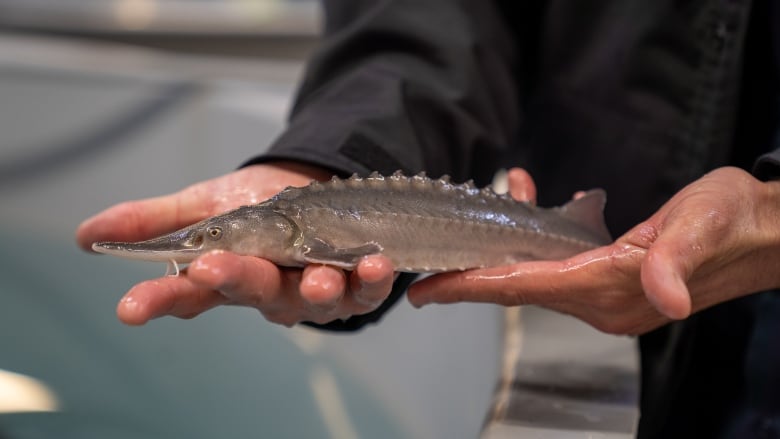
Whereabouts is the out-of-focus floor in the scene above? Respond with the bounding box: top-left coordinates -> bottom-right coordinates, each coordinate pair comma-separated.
0,32 -> 504,438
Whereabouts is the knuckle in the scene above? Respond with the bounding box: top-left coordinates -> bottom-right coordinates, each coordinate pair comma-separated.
694,207 -> 733,237
625,223 -> 660,249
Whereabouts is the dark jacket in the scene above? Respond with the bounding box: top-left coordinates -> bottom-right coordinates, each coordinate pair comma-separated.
249,0 -> 780,437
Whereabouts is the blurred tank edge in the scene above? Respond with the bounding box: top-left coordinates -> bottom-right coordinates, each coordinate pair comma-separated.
0,0 -> 322,60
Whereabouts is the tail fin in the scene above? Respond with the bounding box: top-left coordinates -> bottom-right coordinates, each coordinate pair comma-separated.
558,189 -> 612,245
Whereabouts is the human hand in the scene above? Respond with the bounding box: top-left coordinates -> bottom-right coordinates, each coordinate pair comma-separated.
76,162 -> 396,327
408,167 -> 780,335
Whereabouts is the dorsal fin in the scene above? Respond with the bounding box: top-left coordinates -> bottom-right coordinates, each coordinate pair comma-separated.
558,189 -> 612,244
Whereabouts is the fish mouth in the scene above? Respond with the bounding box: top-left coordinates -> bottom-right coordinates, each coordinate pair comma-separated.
91,230 -> 204,263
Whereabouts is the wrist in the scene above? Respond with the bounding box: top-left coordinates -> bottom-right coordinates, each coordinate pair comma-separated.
751,177 -> 780,290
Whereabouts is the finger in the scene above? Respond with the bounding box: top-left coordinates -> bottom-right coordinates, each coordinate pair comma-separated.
639,227 -> 699,320
117,276 -> 229,325
408,259 -> 578,307
507,168 -> 537,203
187,251 -> 285,309
349,255 -> 395,308
640,251 -> 692,319
189,252 -> 307,326
76,187 -> 212,251
407,245 -> 641,308
299,265 -> 348,313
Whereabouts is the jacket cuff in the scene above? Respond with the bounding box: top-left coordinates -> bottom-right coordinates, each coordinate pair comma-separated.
753,150 -> 780,181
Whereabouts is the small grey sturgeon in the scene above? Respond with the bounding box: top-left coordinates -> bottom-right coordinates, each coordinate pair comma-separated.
93,172 -> 612,273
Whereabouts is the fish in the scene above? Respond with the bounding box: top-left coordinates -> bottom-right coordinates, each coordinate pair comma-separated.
92,171 -> 612,275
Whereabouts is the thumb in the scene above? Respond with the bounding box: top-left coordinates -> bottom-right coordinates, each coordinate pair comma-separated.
639,228 -> 701,320
507,168 -> 537,203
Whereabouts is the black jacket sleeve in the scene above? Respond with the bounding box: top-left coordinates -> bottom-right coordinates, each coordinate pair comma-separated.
754,148 -> 780,181
246,0 -> 517,184
243,1 -> 518,331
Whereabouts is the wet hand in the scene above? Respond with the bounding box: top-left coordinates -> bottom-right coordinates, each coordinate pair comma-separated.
408,167 -> 780,335
76,162 -> 396,326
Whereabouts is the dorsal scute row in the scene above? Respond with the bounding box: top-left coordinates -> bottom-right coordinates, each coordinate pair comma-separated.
271,170 -> 519,208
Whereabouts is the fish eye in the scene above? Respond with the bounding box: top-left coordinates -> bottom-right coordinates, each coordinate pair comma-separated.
206,226 -> 223,240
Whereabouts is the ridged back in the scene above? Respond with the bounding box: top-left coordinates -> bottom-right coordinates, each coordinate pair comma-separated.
266,171 -> 538,229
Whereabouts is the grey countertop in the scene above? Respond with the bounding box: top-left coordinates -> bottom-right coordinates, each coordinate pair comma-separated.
482,306 -> 639,438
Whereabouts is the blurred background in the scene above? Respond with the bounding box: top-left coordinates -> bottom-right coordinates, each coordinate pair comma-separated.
0,1 -> 503,438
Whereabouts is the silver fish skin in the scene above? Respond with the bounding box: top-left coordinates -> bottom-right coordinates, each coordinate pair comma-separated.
92,172 -> 613,273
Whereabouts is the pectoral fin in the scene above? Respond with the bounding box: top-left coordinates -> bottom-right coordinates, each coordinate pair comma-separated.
302,238 -> 383,269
